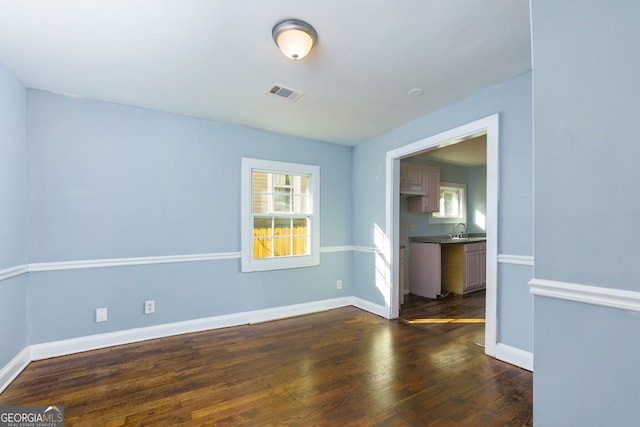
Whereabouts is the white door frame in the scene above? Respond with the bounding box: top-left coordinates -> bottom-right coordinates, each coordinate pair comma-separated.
385,114 -> 499,357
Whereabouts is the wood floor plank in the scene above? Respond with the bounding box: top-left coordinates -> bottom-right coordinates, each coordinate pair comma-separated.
0,298 -> 532,426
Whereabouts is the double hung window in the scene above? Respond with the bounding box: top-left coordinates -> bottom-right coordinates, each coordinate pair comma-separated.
241,158 -> 319,272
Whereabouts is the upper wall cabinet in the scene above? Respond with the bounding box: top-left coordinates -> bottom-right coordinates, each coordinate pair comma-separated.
407,166 -> 440,213
400,162 -> 427,196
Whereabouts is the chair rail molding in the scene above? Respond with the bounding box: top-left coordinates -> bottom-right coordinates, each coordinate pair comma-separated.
530,278 -> 640,313
0,264 -> 29,281
0,246 -> 363,279
498,254 -> 534,266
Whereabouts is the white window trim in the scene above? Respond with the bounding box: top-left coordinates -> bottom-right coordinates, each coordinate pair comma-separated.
241,158 -> 320,272
430,182 -> 466,224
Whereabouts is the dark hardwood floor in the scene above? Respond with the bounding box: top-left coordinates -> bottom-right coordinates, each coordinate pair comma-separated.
399,290 -> 487,348
0,293 -> 532,426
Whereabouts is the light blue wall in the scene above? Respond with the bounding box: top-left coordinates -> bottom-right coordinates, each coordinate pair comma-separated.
0,63 -> 28,367
535,297 -> 640,425
27,90 -> 352,261
0,64 -> 27,269
467,165 -> 487,235
531,0 -> 640,424
532,1 -> 640,288
498,263 -> 533,352
25,89 -> 354,344
352,72 -> 534,347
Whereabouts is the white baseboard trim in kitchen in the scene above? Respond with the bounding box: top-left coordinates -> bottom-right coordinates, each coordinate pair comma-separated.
530,278 -> 640,313
0,348 -> 30,394
495,343 -> 533,371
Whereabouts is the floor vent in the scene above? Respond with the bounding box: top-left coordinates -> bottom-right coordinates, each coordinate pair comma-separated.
266,84 -> 304,102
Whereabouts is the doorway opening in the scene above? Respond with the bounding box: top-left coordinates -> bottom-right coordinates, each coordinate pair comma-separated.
385,114 -> 499,357
399,133 -> 487,346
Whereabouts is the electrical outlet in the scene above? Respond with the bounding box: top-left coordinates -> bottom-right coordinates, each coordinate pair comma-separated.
410,224 -> 416,233
96,307 -> 107,322
144,300 -> 155,314
336,280 -> 342,290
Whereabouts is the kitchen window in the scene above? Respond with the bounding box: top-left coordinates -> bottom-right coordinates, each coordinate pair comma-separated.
241,158 -> 320,272
431,182 -> 466,222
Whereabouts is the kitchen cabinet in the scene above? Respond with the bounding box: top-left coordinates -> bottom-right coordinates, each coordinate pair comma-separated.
400,162 -> 426,195
441,241 -> 486,295
407,166 -> 440,213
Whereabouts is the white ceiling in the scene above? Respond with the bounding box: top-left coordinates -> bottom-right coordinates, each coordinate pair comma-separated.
0,1 -> 531,146
422,134 -> 487,166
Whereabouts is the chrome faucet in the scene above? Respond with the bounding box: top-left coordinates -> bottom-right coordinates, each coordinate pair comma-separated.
453,223 -> 467,238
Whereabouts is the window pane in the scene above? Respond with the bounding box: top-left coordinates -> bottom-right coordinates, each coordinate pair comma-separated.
274,217 -> 292,230
292,195 -> 310,214
273,237 -> 292,257
252,194 -> 270,213
274,192 -> 291,212
252,171 -> 269,193
442,190 -> 458,216
273,218 -> 291,257
294,175 -> 309,194
254,217 -> 273,231
253,221 -> 273,259
274,173 -> 291,186
292,217 -> 309,229
292,217 -> 309,255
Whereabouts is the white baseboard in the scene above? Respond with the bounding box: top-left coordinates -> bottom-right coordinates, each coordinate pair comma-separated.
247,297 -> 353,324
2,297 -> 358,393
0,347 -> 30,394
495,343 -> 533,371
29,297 -> 354,361
350,297 -> 388,318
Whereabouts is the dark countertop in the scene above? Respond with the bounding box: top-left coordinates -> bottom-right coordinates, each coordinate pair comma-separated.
410,235 -> 486,244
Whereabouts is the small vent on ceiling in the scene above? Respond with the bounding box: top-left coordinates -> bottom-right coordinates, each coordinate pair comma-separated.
266,84 -> 304,102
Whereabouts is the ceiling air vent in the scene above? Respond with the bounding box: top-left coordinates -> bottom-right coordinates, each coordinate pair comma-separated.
266,84 -> 304,102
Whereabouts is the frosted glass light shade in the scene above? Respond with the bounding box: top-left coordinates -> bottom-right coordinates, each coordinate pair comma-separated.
272,19 -> 317,60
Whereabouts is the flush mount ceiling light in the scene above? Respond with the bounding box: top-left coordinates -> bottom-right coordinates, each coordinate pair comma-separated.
272,19 -> 317,60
